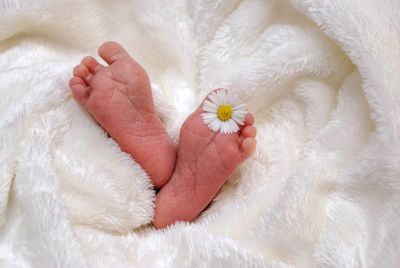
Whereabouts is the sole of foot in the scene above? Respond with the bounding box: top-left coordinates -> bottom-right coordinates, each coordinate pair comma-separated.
153,98 -> 256,229
69,41 -> 176,188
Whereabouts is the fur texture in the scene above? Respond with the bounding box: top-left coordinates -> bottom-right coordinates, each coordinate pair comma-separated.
0,0 -> 399,267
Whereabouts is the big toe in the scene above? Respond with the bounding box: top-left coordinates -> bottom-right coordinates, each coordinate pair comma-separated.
98,41 -> 129,65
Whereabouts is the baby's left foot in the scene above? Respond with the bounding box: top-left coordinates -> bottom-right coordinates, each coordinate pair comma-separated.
153,96 -> 257,229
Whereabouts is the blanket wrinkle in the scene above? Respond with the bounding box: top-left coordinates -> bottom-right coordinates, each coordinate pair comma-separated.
1,0 -> 399,267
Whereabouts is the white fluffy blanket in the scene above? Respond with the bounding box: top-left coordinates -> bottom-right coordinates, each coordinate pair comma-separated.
1,0 -> 400,267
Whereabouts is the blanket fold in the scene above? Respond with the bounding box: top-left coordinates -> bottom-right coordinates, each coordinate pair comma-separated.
1,0 -> 399,267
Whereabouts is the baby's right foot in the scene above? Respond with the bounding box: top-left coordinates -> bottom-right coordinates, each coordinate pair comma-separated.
69,41 -> 176,188
153,95 -> 257,229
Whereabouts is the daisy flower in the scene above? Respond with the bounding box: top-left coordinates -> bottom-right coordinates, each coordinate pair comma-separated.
201,89 -> 247,134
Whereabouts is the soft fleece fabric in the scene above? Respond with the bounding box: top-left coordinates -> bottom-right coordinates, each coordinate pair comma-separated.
1,0 -> 400,267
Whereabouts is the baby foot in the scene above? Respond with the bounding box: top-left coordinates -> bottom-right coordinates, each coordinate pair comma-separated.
153,96 -> 257,228
69,41 -> 176,188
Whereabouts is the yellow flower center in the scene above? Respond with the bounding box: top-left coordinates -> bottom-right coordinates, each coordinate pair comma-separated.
217,105 -> 233,121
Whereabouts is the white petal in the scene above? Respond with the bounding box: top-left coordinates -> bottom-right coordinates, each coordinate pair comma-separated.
233,103 -> 246,111
232,114 -> 245,125
204,119 -> 213,130
225,90 -> 233,105
222,89 -> 229,104
202,113 -> 216,126
226,90 -> 238,106
232,112 -> 246,119
214,90 -> 221,102
204,100 -> 218,110
203,101 -> 218,112
211,119 -> 221,132
221,121 -> 229,134
203,115 -> 217,124
208,92 -> 220,105
202,112 -> 217,120
217,89 -> 226,105
233,110 -> 246,118
230,93 -> 238,105
219,122 -> 226,133
203,119 -> 213,125
233,110 -> 247,117
228,119 -> 239,132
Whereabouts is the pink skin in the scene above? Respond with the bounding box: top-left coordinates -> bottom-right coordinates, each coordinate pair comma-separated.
153,101 -> 256,229
69,41 -> 257,228
69,41 -> 176,188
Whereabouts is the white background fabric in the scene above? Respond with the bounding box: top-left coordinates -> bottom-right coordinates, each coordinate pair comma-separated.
1,0 -> 399,267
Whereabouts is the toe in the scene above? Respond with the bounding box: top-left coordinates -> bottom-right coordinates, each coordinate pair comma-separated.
244,113 -> 255,126
81,56 -> 104,74
241,137 -> 257,160
98,41 -> 129,65
73,64 -> 92,85
69,76 -> 85,88
70,77 -> 90,104
241,126 -> 257,138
